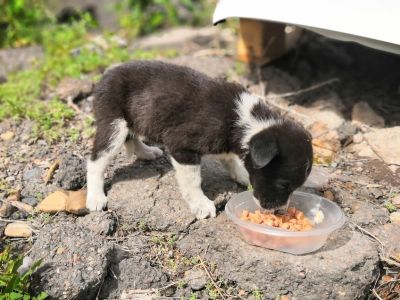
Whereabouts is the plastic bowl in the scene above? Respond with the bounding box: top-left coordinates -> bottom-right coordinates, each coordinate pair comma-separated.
225,191 -> 346,254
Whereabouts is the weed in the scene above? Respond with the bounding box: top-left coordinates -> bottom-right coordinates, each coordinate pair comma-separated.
0,246 -> 48,299
251,288 -> 263,300
188,292 -> 198,300
385,202 -> 397,213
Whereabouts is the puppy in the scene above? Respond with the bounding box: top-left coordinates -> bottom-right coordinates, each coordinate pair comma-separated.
86,60 -> 313,219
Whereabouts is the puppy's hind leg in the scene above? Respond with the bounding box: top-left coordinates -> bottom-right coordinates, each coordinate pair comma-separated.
87,118 -> 129,211
125,134 -> 163,160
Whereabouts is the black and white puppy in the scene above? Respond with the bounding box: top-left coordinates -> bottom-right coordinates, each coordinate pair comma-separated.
86,60 -> 313,219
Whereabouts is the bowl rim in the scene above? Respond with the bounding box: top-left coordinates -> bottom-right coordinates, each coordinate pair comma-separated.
225,190 -> 346,237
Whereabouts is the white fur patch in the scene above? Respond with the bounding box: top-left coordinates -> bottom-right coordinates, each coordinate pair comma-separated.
170,157 -> 216,219
235,92 -> 282,149
87,118 -> 129,211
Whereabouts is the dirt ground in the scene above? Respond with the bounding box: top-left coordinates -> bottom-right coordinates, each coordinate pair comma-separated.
1,28 -> 400,299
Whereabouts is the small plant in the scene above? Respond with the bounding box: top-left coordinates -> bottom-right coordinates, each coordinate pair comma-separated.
188,292 -> 198,300
251,288 -> 263,300
385,202 -> 397,213
0,246 -> 47,299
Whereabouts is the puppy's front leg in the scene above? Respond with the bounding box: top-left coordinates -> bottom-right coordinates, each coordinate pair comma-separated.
170,152 -> 216,219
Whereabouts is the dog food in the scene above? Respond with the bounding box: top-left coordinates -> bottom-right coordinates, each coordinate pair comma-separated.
240,207 -> 313,231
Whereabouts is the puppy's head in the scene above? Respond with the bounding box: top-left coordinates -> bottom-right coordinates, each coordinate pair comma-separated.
244,121 -> 313,209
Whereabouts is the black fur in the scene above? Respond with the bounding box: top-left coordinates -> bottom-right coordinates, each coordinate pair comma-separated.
91,60 -> 312,209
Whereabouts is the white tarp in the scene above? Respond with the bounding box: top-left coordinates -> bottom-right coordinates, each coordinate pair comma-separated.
213,0 -> 400,55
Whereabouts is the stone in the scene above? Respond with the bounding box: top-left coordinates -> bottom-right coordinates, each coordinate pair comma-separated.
364,127 -> 400,165
351,203 -> 389,227
389,212 -> 400,225
7,190 -> 21,202
76,212 -> 117,235
177,216 -> 379,300
107,157 -> 241,232
66,190 -> 88,215
370,224 -> 400,263
0,46 -> 44,75
350,141 -> 378,160
23,168 -> 42,181
336,122 -> 357,145
303,166 -> 331,190
29,221 -> 114,299
1,131 -> 14,141
54,154 -> 86,190
56,77 -> 93,102
99,256 -> 168,299
0,202 -> 14,218
323,190 -> 335,201
4,222 -> 32,237
353,133 -> 363,144
131,27 -> 221,51
312,130 -> 341,164
165,55 -> 235,78
22,197 -> 38,207
9,200 -> 33,214
184,269 -> 207,291
291,94 -> 345,129
37,190 -> 68,213
392,195 -> 400,209
352,102 -> 384,128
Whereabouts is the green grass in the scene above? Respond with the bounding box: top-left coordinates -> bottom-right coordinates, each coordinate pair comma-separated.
0,19 -> 179,142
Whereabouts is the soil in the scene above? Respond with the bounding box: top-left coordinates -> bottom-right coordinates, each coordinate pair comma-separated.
1,29 -> 399,299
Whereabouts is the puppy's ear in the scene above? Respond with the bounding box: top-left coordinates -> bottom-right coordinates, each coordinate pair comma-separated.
249,132 -> 279,169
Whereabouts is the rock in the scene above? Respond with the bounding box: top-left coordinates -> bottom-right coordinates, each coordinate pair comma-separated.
99,256 -> 168,299
303,166 -> 331,190
0,202 -> 14,218
37,190 -> 68,213
10,210 -> 29,220
22,197 -> 38,207
4,222 -> 32,237
131,27 -> 222,51
7,190 -> 21,202
29,220 -> 114,299
336,122 -> 357,145
350,141 -> 378,159
56,77 -> 93,102
352,102 -> 384,128
9,200 -> 33,214
1,130 -> 14,141
177,216 -> 379,300
165,55 -> 235,78
351,203 -> 389,227
107,157 -> 240,232
54,154 -> 86,190
184,269 -> 207,291
292,94 -> 345,129
0,46 -> 44,75
17,257 -> 33,275
392,195 -> 400,209
66,190 -> 88,215
364,127 -> 400,165
23,168 -> 42,181
323,190 -> 335,201
76,212 -> 117,235
353,133 -> 363,144
312,130 -> 341,164
370,224 -> 400,264
389,212 -> 400,225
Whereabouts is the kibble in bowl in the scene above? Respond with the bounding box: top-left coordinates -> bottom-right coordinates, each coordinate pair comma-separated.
225,191 -> 345,254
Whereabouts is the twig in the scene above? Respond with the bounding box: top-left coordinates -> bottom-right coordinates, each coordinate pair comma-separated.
350,222 -> 384,247
380,256 -> 400,268
198,256 -> 226,300
372,288 -> 384,300
0,218 -> 27,223
44,159 -> 60,184
265,78 -> 339,100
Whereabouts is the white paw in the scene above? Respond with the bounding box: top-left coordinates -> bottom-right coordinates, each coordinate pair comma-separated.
189,196 -> 216,219
86,193 -> 108,211
137,146 -> 163,160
